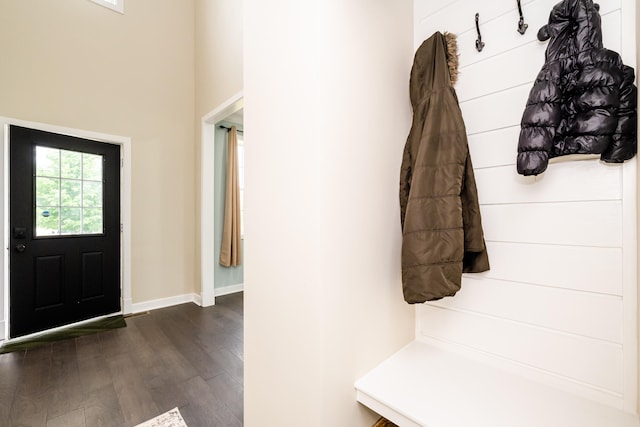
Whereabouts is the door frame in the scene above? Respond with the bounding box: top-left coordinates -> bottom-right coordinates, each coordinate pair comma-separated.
0,117 -> 132,340
200,91 -> 243,307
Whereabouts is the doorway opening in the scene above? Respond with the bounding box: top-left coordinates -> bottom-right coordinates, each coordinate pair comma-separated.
200,92 -> 243,306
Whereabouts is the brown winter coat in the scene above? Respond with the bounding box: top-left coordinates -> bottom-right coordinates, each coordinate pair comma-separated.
400,32 -> 489,304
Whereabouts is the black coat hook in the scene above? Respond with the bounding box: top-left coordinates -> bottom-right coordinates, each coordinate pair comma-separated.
475,13 -> 485,52
517,0 -> 528,34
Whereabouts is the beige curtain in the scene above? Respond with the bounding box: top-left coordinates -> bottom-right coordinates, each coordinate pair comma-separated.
219,126 -> 242,267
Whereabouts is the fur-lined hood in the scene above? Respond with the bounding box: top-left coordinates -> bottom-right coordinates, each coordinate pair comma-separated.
409,32 -> 459,108
443,32 -> 459,85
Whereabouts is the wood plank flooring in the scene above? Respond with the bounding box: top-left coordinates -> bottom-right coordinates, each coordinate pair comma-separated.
0,292 -> 244,427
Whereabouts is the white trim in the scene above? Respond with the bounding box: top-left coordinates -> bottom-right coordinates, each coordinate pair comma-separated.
2,124 -> 7,341
193,293 -> 203,307
0,117 -> 132,339
89,0 -> 124,14
130,293 -> 201,314
621,158 -> 638,413
356,390 -> 421,427
620,0 -> 638,414
121,132 -> 132,315
200,91 -> 243,307
215,283 -> 244,297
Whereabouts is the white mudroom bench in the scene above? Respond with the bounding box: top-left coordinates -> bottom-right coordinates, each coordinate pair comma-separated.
356,341 -> 640,427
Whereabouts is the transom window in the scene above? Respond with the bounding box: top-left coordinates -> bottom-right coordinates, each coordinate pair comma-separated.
35,146 -> 104,237
89,0 -> 124,14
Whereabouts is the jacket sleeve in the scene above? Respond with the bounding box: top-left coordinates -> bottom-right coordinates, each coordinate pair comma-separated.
517,67 -> 562,176
399,142 -> 412,231
461,150 -> 490,273
601,65 -> 637,163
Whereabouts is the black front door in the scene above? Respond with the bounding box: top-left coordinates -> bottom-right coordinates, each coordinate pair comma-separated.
9,125 -> 121,338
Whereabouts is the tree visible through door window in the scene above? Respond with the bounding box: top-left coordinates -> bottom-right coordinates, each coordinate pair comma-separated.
35,146 -> 104,237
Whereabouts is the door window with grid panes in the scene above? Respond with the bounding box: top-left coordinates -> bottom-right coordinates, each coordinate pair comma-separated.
35,146 -> 104,237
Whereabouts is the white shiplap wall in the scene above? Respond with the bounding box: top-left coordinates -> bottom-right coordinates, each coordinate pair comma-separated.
414,0 -> 638,412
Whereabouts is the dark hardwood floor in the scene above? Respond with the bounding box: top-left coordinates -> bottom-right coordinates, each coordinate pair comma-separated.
0,292 -> 244,427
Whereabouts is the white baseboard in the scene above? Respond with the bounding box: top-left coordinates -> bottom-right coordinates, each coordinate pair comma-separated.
130,293 -> 201,314
215,283 -> 244,297
123,297 -> 133,314
122,287 -> 241,315
193,293 -> 203,307
1,290 -> 240,342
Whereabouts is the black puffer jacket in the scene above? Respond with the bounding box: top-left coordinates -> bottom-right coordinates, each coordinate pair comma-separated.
517,0 -> 637,176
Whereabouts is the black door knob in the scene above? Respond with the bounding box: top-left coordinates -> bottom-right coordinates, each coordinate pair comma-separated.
15,243 -> 26,253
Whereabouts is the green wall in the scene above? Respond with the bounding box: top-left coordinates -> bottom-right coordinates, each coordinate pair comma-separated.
214,120 -> 244,291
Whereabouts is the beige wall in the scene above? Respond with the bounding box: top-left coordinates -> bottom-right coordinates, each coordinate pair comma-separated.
244,1 -> 415,425
0,0 -> 196,303
194,0 -> 243,293
195,0 -> 243,116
